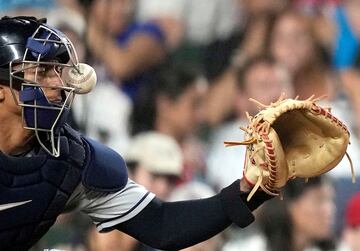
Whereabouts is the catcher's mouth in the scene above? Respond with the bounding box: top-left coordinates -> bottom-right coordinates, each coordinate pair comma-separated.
48,98 -> 62,104
48,90 -> 69,106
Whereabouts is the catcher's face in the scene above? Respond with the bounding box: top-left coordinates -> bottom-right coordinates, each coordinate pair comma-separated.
23,63 -> 66,102
8,63 -> 68,116
9,61 -> 77,156
289,182 -> 335,240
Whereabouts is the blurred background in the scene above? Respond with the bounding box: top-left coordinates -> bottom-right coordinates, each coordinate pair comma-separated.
3,0 -> 360,250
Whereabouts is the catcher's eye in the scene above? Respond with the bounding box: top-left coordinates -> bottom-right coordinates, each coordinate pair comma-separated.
35,66 -> 46,76
38,66 -> 46,72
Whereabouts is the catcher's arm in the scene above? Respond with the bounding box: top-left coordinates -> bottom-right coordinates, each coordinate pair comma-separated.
115,179 -> 270,250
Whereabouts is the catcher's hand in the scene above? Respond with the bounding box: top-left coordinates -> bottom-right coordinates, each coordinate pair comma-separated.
225,94 -> 354,201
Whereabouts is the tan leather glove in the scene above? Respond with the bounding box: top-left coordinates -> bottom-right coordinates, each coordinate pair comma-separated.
225,95 -> 354,201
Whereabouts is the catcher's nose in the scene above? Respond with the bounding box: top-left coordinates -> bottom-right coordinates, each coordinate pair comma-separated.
43,84 -> 63,103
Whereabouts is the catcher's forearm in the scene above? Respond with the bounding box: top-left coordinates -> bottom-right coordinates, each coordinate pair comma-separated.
115,180 -> 270,250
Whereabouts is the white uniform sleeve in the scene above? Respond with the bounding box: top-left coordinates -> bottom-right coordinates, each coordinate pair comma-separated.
66,179 -> 155,232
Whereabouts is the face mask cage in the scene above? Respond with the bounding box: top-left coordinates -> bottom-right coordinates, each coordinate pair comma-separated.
8,24 -> 80,157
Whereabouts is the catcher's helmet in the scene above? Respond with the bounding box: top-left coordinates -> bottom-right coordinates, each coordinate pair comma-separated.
0,16 -> 81,157
0,16 -> 70,81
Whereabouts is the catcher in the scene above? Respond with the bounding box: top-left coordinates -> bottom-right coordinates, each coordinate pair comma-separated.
0,16 -> 269,251
0,16 -> 350,251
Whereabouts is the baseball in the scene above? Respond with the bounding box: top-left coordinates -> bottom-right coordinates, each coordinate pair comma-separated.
63,63 -> 97,94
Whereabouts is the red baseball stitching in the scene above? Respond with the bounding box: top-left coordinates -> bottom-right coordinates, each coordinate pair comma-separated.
311,104 -> 350,135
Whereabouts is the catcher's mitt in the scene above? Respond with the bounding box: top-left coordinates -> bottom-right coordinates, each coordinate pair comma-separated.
225,94 -> 354,201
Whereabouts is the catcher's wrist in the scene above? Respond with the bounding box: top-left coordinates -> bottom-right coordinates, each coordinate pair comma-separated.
240,178 -> 252,193
239,179 -> 273,211
220,179 -> 254,228
240,190 -> 273,211
219,179 -> 272,228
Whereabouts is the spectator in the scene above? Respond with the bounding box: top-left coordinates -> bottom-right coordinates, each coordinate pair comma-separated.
169,181 -> 223,251
331,0 -> 360,71
203,0 -> 289,127
71,81 -> 132,154
136,0 -> 244,81
223,176 -> 336,251
261,177 -> 336,251
131,65 -> 208,182
86,131 -> 184,251
234,0 -> 289,64
270,10 -> 360,235
270,10 -> 328,97
46,7 -> 87,63
87,226 -> 132,251
125,131 -> 183,200
337,192 -> 360,251
0,0 -> 55,16
292,0 -> 337,16
57,0 -> 84,14
330,0 -> 360,138
70,0 -> 168,153
86,0 -> 167,102
206,56 -> 293,191
35,213 -> 89,251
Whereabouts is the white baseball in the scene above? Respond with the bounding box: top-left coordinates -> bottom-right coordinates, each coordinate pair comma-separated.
63,63 -> 97,94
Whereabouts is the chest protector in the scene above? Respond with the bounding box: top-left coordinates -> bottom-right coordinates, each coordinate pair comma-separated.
0,125 -> 128,251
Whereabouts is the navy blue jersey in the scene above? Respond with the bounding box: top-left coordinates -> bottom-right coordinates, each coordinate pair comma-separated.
0,125 -> 153,250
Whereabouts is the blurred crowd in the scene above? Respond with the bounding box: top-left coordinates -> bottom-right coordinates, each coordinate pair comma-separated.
3,0 -> 360,250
